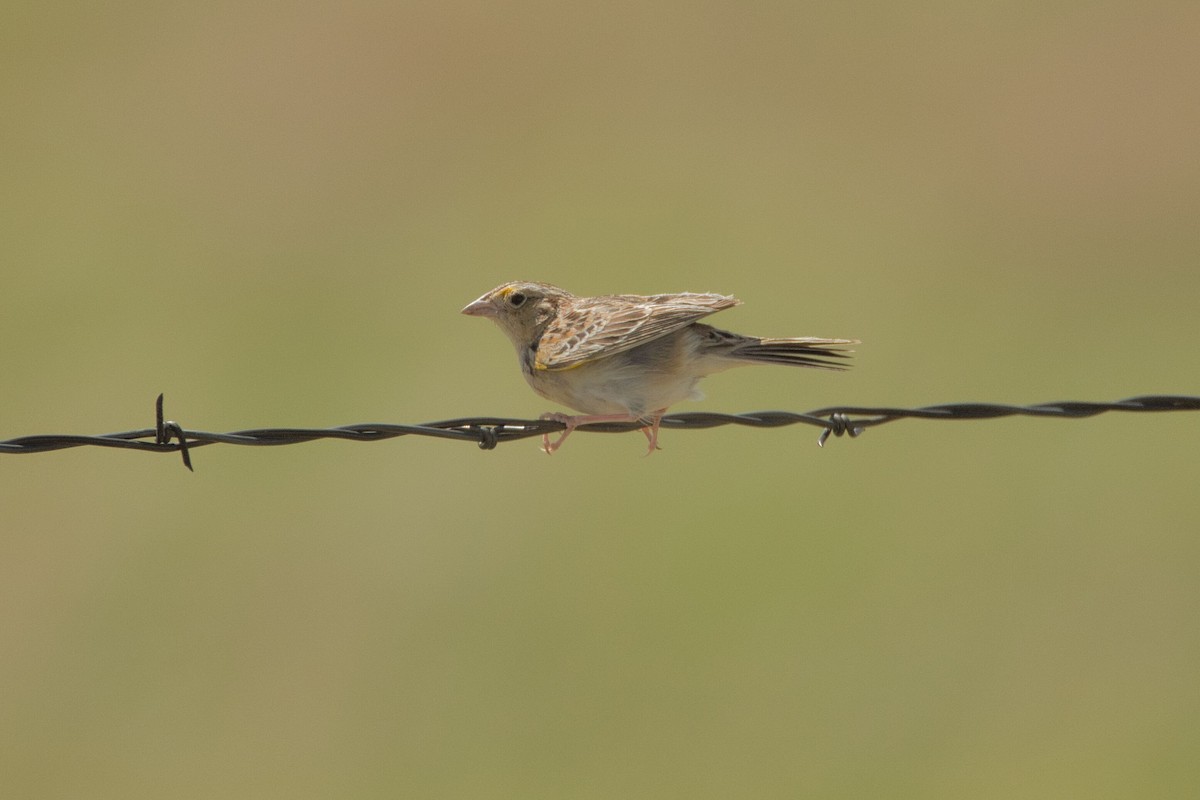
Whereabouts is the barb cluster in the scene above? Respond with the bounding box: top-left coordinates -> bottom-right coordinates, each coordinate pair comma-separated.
1,394 -> 1196,472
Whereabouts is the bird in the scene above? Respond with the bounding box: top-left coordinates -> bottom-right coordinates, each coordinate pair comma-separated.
461,281 -> 857,454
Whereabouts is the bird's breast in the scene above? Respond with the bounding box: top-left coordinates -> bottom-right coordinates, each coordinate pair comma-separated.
522,330 -> 707,417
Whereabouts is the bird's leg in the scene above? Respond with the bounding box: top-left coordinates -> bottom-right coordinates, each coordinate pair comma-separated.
538,412 -> 644,454
638,409 -> 667,456
538,411 -> 576,454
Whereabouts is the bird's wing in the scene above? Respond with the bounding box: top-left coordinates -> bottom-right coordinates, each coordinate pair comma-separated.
536,292 -> 740,370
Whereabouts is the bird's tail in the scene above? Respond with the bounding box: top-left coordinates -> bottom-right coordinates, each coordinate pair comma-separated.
702,325 -> 858,370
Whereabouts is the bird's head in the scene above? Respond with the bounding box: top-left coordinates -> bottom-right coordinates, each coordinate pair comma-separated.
461,281 -> 572,351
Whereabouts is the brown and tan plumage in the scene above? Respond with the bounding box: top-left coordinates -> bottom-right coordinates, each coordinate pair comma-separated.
538,290 -> 740,369
462,281 -> 857,454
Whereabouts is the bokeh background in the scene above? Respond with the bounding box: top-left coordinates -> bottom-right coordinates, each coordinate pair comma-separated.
3,2 -> 1198,797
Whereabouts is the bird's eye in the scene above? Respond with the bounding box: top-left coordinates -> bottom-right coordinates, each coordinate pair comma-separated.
507,292 -> 527,308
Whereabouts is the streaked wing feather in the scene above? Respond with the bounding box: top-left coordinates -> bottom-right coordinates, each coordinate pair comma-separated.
537,293 -> 738,369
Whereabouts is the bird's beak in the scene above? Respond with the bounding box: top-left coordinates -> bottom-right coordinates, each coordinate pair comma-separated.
461,297 -> 496,318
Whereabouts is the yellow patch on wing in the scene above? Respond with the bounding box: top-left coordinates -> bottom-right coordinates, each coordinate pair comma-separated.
534,358 -> 582,371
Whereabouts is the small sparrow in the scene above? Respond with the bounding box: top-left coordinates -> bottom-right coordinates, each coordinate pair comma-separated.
462,281 -> 857,454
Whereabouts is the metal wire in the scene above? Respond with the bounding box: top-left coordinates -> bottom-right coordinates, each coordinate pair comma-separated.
0,394 -> 1196,471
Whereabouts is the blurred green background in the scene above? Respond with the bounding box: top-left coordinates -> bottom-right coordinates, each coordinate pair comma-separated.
3,2 -> 1198,797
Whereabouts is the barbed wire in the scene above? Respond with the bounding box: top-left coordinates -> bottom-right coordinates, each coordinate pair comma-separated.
0,394 -> 1195,472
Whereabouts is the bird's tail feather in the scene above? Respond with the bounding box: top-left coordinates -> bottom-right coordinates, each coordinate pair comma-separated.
729,336 -> 859,370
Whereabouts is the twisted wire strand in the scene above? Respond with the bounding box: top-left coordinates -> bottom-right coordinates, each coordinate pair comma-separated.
1,394 -> 1196,471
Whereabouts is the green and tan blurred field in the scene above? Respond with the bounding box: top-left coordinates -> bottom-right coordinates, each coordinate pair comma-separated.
3,3 -> 1198,797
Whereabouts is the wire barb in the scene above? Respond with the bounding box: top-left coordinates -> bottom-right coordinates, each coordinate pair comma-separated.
1,394 -> 1196,471
154,393 -> 193,471
471,424 -> 500,451
817,413 -> 864,447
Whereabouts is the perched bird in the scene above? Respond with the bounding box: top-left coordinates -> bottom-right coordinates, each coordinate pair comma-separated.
462,281 -> 857,454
